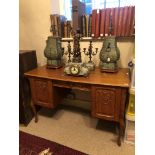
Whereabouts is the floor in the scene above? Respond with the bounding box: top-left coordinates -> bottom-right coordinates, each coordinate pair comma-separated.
19,105 -> 134,155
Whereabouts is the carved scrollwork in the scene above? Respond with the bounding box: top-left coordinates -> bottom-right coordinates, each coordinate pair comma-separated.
35,80 -> 49,103
94,88 -> 116,118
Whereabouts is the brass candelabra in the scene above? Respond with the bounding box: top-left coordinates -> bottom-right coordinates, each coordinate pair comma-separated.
83,41 -> 98,70
63,41 -> 74,63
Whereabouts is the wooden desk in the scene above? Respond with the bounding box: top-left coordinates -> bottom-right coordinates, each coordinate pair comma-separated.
25,66 -> 130,146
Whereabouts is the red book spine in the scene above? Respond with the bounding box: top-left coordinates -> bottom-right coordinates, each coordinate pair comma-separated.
117,7 -> 124,36
100,9 -> 105,37
114,7 -> 119,36
95,9 -> 101,38
104,8 -> 111,36
110,8 -> 115,36
129,6 -> 135,36
121,6 -> 129,36
91,9 -> 97,37
125,6 -> 132,36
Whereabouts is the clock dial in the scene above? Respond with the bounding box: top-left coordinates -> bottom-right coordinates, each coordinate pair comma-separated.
70,65 -> 79,75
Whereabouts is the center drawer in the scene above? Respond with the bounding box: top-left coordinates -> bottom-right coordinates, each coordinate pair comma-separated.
53,80 -> 91,91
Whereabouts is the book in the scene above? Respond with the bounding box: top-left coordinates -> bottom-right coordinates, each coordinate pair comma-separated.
88,14 -> 92,37
81,14 -> 86,37
121,6 -> 129,36
85,14 -> 89,37
57,15 -> 61,37
54,15 -> 59,36
125,6 -> 133,36
104,8 -> 111,36
95,9 -> 101,38
67,20 -> 72,38
117,7 -> 124,36
50,14 -> 55,36
129,6 -> 135,36
100,9 -> 106,37
70,20 -> 73,38
114,7 -> 119,36
91,9 -> 97,37
50,14 -> 59,36
64,21 -> 68,38
110,8 -> 115,36
60,15 -> 67,37
72,0 -> 85,32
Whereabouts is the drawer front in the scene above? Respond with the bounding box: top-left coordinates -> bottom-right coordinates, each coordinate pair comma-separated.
53,80 -> 91,91
30,78 -> 54,108
92,86 -> 121,121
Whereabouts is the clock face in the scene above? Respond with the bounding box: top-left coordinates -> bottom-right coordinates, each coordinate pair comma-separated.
70,65 -> 80,75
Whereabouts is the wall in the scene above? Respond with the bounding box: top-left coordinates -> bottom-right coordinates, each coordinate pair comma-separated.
19,0 -> 135,109
19,0 -> 51,66
62,38 -> 134,68
20,0 -> 134,68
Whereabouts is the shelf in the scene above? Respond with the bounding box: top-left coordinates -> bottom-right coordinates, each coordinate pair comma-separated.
61,36 -> 135,42
61,37 -> 103,42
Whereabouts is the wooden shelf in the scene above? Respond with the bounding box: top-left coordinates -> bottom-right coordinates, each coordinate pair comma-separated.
61,36 -> 135,42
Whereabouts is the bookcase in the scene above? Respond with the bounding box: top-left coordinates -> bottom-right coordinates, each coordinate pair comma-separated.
50,1 -> 135,39
52,1 -> 135,69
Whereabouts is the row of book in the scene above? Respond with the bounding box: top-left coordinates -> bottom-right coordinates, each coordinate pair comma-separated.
50,6 -> 135,38
50,14 -> 66,37
81,14 -> 92,37
91,6 -> 135,38
50,14 -> 73,38
64,21 -> 73,38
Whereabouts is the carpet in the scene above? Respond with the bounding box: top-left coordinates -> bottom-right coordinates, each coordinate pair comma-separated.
19,131 -> 87,155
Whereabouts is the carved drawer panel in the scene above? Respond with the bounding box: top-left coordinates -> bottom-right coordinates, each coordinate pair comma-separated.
53,80 -> 91,91
92,86 -> 121,121
29,78 -> 54,108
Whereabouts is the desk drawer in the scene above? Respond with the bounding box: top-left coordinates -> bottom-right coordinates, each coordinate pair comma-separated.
91,86 -> 121,121
29,78 -> 54,108
53,80 -> 91,91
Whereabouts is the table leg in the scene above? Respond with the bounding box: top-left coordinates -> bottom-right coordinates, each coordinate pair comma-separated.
117,124 -> 121,146
117,119 -> 125,146
30,102 -> 38,123
117,88 -> 127,146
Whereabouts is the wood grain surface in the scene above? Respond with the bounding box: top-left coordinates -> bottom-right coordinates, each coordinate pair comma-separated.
25,66 -> 130,88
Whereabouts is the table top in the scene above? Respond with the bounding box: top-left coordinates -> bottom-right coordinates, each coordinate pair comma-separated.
25,66 -> 130,88
19,50 -> 36,54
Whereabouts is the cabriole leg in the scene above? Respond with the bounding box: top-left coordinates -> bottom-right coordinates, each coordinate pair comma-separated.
31,102 -> 38,123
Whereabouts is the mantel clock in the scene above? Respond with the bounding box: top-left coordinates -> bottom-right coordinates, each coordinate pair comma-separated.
64,29 -> 89,77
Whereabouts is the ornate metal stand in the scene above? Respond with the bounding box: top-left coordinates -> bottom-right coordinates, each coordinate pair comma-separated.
72,29 -> 82,63
83,41 -> 98,70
